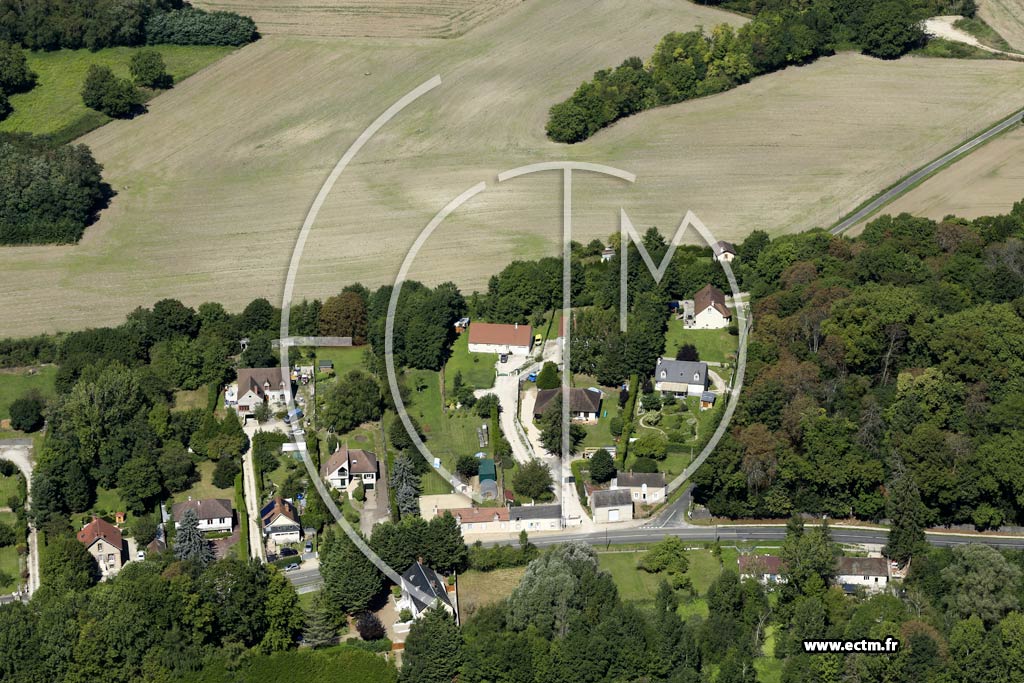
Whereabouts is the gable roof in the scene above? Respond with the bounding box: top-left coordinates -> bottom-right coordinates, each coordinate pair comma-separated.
451,507 -> 510,524
591,489 -> 632,508
468,322 -> 532,348
321,445 -> 378,478
693,284 -> 731,318
836,556 -> 888,577
77,517 -> 122,549
614,471 -> 667,489
700,391 -> 717,403
171,498 -> 232,522
236,367 -> 288,398
534,387 -> 603,416
509,504 -> 561,521
402,561 -> 452,612
260,496 -> 298,527
738,554 -> 785,575
714,240 -> 736,256
654,358 -> 708,387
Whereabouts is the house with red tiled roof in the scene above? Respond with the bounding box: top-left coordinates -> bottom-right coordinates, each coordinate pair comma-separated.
467,322 -> 532,356
77,517 -> 125,579
260,496 -> 301,544
738,554 -> 787,585
450,507 -> 510,534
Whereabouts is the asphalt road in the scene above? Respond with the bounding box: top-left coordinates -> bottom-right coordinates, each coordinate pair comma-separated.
831,109 -> 1024,234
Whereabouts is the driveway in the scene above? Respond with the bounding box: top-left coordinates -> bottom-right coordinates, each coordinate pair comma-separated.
359,455 -> 391,536
0,442 -> 39,596
242,418 -> 286,562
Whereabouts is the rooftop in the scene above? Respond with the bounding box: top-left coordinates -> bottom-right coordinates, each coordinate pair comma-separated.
509,504 -> 561,521
171,498 -> 232,521
451,507 -> 510,524
738,554 -> 785,575
614,471 -> 667,489
693,284 -> 731,318
591,488 -> 632,508
77,517 -> 122,549
402,561 -> 452,612
468,322 -> 532,348
654,358 -> 708,386
836,556 -> 888,577
533,387 -> 603,416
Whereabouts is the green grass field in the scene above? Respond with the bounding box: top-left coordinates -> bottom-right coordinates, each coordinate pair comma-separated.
0,366 -> 57,422
599,547 -> 730,615
444,333 -> 496,393
316,346 -> 369,377
664,321 -> 737,364
173,460 -> 233,505
0,474 -> 22,505
173,388 -> 208,411
405,369 -> 488,467
457,566 -> 526,617
0,545 -> 20,590
0,45 -> 234,140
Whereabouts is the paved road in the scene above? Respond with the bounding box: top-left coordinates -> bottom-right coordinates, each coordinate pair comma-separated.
831,108 -> 1024,234
0,443 -> 39,596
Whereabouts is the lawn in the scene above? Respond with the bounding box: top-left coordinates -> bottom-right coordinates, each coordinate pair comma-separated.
173,388 -> 208,412
6,0 -> 1024,338
457,567 -> 526,618
0,474 -> 23,506
0,45 -> 235,140
664,321 -> 737,365
755,625 -> 784,683
316,346 -> 369,377
598,551 -> 664,603
444,333 -> 496,393
404,369 -> 488,469
0,366 -> 58,421
0,545 -> 20,590
173,460 -> 233,505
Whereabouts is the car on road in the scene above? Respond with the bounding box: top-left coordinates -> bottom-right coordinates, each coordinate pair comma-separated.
285,563 -> 300,571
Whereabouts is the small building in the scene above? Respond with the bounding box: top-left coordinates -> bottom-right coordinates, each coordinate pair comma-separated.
451,507 -> 511,534
691,284 -> 732,329
700,391 -> 717,411
509,504 -> 562,531
477,458 -> 498,500
317,359 -> 334,372
600,247 -> 616,262
738,554 -> 786,584
261,496 -> 301,544
836,556 -> 889,594
77,517 -> 124,579
171,498 -> 233,534
612,471 -> 667,506
455,317 -> 470,333
234,367 -> 291,415
712,241 -> 737,263
532,387 -> 603,422
321,445 -> 379,495
654,358 -> 708,397
590,489 -> 634,523
398,560 -> 454,620
467,322 -> 533,356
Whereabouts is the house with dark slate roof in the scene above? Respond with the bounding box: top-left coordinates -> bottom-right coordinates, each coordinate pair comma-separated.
171,498 -> 233,534
612,471 -> 667,505
509,504 -> 562,531
398,560 -> 455,620
654,357 -> 708,397
589,488 -> 633,523
835,556 -> 889,594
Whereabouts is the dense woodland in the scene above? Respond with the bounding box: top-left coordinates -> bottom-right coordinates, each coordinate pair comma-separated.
547,0 -> 976,142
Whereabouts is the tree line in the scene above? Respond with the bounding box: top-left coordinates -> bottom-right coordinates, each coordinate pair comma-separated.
546,0 -> 958,143
693,199 -> 1024,532
0,0 -> 257,51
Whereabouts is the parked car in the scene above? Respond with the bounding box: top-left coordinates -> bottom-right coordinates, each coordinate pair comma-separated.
500,354 -> 509,363
527,372 -> 537,382
304,542 -> 313,553
534,334 -> 542,346
280,547 -> 298,557
285,563 -> 300,571
137,550 -> 145,560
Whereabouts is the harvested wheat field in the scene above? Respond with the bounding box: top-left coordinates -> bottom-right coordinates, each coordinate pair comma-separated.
979,0 -> 1024,51
192,0 -> 522,37
2,0 -> 1024,336
849,123 -> 1024,235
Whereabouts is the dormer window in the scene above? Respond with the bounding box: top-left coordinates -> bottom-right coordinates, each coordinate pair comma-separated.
660,370 -> 666,379
693,373 -> 700,381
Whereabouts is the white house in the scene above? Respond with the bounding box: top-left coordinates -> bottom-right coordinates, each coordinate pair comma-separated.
612,472 -> 667,506
171,498 -> 233,534
233,367 -> 291,415
691,284 -> 732,329
320,445 -> 378,495
836,556 -> 889,594
600,247 -> 616,262
654,358 -> 708,397
509,504 -> 562,531
76,517 -> 124,579
712,241 -> 737,263
467,322 -> 532,356
738,554 -> 786,585
397,560 -> 454,620
450,507 -> 510,534
589,489 -> 633,523
260,496 -> 301,545
532,387 -> 602,422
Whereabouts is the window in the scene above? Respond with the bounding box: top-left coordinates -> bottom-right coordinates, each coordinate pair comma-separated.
633,492 -> 639,499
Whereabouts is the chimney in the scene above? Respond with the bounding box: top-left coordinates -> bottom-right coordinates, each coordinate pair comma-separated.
514,322 -> 518,330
